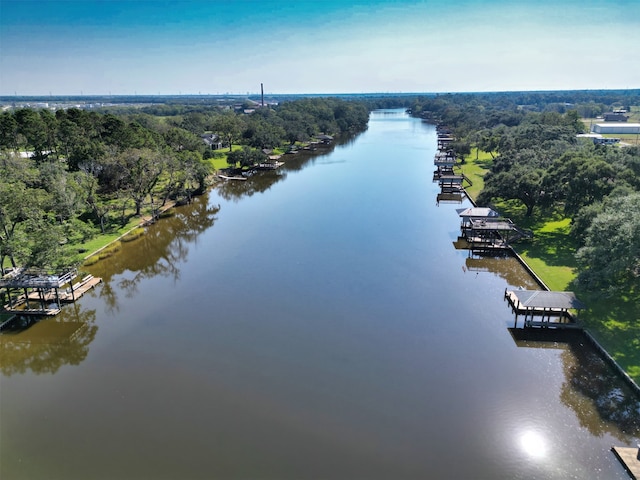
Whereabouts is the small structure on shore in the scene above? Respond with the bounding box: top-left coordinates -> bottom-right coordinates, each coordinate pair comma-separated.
315,134 -> 333,145
457,207 -> 500,224
456,207 -> 532,253
438,174 -> 471,193
257,159 -> 285,170
437,192 -> 465,204
437,135 -> 454,151
433,151 -> 457,180
504,289 -> 586,329
1,268 -> 101,317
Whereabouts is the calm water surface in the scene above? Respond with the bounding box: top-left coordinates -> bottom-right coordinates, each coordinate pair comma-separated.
2,110 -> 639,479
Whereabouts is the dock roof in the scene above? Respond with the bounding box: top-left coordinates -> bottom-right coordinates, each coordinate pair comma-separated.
456,207 -> 499,218
0,268 -> 77,289
510,290 -> 586,310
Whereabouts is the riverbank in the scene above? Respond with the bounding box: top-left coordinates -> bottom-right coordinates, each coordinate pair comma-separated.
460,148 -> 640,386
77,138 -> 325,267
80,198 -> 182,267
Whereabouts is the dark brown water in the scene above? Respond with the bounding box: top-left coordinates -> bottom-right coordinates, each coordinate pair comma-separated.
1,110 -> 639,479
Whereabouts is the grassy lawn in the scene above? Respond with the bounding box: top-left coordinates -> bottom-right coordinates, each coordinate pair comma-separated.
76,217 -> 142,266
456,148 -> 491,199
462,149 -> 640,383
210,155 -> 229,171
208,145 -> 242,171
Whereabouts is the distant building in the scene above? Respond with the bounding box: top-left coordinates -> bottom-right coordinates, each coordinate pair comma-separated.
603,112 -> 628,122
593,137 -> 621,145
201,133 -> 222,150
592,123 -> 640,135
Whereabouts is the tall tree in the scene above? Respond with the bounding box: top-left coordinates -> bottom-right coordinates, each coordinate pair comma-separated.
479,163 -> 546,217
14,108 -> 48,161
576,193 -> 640,292
118,148 -> 166,216
212,112 -> 244,152
0,111 -> 19,152
0,181 -> 50,273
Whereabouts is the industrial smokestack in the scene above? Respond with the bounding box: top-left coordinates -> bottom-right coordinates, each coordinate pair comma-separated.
261,83 -> 264,107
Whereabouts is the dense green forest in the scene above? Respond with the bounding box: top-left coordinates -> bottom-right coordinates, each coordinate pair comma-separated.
0,97 -> 369,274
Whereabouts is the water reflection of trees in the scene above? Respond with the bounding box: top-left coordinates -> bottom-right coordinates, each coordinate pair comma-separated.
560,337 -> 640,442
88,195 -> 219,312
216,170 -> 287,201
464,255 -> 540,289
216,133 -> 363,201
511,328 -> 640,443
0,306 -> 97,376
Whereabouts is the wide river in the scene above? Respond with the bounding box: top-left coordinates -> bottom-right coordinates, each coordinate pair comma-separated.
2,109 -> 639,479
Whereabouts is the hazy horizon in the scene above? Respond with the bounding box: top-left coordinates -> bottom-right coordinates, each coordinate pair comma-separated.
1,0 -> 639,96
2,88 -> 639,101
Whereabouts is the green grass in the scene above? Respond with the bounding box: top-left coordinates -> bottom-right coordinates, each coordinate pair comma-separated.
461,149 -> 640,383
579,289 -> 640,381
493,201 -> 579,291
210,155 -> 229,171
74,217 -> 140,263
208,146 -> 241,171
456,148 -> 492,199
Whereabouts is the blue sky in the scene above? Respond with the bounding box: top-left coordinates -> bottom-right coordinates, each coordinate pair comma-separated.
1,0 -> 638,95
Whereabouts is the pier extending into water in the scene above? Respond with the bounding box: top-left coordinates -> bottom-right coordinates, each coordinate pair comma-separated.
612,446 -> 640,479
504,288 -> 585,329
1,268 -> 102,318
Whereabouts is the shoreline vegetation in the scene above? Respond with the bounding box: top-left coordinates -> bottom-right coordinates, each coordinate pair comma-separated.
1,92 -> 638,386
77,137 -> 337,266
460,147 -> 640,385
0,96 -> 369,274
409,90 -> 639,385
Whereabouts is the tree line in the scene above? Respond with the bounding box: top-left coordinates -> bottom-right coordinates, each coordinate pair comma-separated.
408,90 -> 640,294
0,97 -> 369,274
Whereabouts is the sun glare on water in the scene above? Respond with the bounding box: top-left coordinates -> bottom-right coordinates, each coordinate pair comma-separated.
520,430 -> 548,458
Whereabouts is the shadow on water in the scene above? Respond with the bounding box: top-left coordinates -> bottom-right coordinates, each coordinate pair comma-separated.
0,305 -> 98,376
509,328 -> 640,443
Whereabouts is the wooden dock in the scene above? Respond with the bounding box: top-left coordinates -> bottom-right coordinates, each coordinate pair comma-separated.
2,271 -> 102,317
217,174 -> 247,181
256,160 -> 284,170
612,446 -> 640,479
62,275 -> 102,302
504,289 -> 584,329
463,236 -> 510,252
437,192 -> 465,204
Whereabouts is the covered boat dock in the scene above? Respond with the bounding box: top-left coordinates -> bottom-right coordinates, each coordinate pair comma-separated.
1,268 -> 102,316
504,289 -> 586,329
456,208 -> 532,253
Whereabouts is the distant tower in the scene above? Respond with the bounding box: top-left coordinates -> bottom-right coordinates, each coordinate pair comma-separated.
261,83 -> 264,107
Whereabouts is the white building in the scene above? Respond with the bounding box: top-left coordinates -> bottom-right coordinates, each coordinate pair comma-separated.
592,123 -> 640,134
